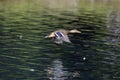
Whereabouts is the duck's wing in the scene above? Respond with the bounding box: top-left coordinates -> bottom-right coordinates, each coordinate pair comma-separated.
54,37 -> 63,44
62,35 -> 71,43
55,31 -> 71,43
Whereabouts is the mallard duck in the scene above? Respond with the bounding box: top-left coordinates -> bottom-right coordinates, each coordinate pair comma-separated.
45,29 -> 81,44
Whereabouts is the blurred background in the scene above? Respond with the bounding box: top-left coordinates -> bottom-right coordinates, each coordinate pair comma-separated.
0,0 -> 120,80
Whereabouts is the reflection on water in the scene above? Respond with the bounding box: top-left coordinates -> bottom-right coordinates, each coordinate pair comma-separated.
0,0 -> 120,80
46,59 -> 68,80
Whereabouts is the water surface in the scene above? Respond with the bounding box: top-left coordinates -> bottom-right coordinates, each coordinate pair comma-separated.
0,0 -> 120,80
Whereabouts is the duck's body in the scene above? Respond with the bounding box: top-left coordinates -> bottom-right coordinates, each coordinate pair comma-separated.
45,29 -> 81,44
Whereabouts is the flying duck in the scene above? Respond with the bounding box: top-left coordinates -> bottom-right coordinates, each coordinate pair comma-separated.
45,29 -> 81,44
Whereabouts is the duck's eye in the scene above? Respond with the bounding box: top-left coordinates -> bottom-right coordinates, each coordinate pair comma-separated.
55,32 -> 64,37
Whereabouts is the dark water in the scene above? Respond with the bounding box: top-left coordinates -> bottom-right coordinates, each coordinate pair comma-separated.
0,0 -> 120,80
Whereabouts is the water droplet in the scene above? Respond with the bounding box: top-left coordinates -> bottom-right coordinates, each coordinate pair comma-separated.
30,69 -> 35,72
19,35 -> 23,39
83,57 -> 86,60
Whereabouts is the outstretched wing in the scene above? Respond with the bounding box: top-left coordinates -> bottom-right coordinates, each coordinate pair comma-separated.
62,35 -> 71,43
55,31 -> 71,43
54,37 -> 63,44
55,32 -> 64,38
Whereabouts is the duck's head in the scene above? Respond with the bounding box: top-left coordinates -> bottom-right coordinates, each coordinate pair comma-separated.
68,29 -> 81,34
45,32 -> 55,38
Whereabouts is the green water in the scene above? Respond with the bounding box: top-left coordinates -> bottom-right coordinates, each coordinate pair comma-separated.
0,0 -> 120,80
